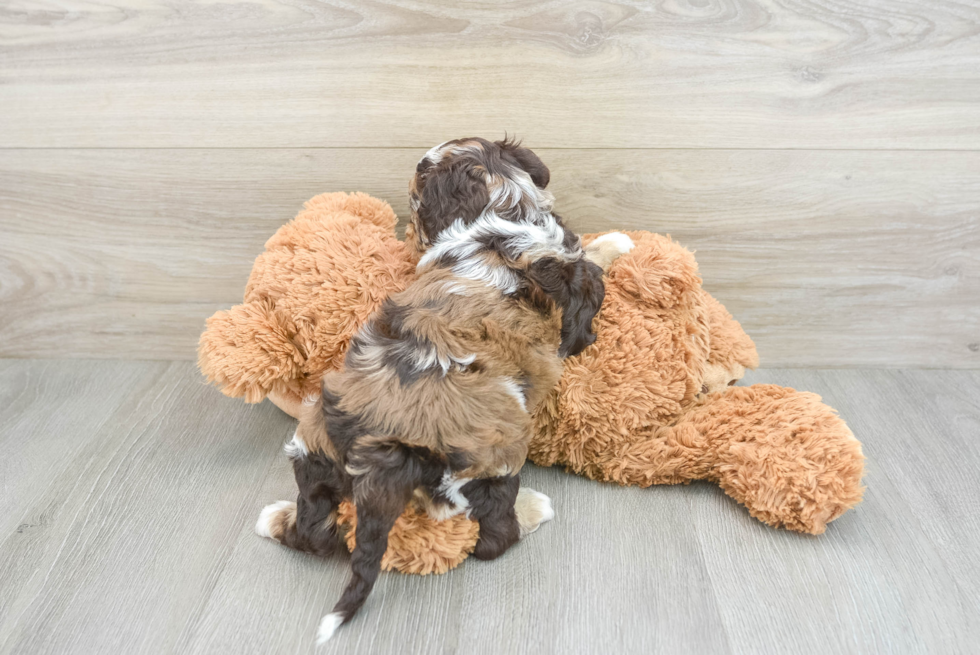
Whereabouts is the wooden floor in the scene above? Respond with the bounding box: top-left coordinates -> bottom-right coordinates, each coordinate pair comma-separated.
0,360 -> 977,654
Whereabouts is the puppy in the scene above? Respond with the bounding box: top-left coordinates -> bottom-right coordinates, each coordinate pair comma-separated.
255,139 -> 634,644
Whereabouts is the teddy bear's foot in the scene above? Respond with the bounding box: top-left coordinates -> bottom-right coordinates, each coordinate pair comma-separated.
336,500 -> 480,575
688,384 -> 865,534
255,500 -> 296,542
515,487 -> 555,537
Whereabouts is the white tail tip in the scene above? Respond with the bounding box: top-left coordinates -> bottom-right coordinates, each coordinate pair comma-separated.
316,612 -> 344,645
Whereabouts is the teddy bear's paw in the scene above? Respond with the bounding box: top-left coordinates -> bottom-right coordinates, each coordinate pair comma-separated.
255,500 -> 296,541
515,487 -> 555,537
585,232 -> 635,271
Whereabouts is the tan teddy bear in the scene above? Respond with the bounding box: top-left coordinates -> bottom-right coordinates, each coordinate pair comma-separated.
200,191 -> 864,574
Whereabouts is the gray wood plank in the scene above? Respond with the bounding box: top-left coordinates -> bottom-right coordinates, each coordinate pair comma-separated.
0,361 -> 294,655
812,370 -> 980,608
2,1 -> 980,148
2,149 -> 977,367
0,360 -> 160,539
1,363 -> 978,654
187,462 -> 731,655
449,466 -> 731,655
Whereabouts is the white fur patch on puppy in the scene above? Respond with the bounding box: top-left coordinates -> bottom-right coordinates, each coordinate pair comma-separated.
500,377 -> 528,412
425,470 -> 472,521
514,487 -> 554,537
316,612 -> 345,645
283,432 -> 308,460
584,232 -> 635,271
255,500 -> 295,540
416,211 -> 581,294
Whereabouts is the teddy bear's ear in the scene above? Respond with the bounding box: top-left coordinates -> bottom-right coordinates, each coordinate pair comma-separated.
596,232 -> 702,310
198,299 -> 305,404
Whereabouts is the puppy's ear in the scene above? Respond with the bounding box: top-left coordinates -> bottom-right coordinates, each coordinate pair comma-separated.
416,159 -> 491,244
527,257 -> 605,358
496,139 -> 550,189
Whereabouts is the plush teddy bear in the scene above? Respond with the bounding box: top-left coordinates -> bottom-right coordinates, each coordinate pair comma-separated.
200,191 -> 864,574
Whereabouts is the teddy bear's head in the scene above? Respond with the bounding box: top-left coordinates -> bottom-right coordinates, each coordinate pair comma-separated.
199,192 -> 416,414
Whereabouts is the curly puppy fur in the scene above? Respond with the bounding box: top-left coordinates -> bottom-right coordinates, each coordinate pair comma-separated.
406,137 -> 579,257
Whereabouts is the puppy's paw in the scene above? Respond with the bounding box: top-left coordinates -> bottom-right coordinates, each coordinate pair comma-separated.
584,232 -> 635,271
515,487 -> 555,537
255,500 -> 296,541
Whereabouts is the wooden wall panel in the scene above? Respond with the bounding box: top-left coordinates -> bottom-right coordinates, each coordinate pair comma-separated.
1,0 -> 979,148
1,148 -> 977,366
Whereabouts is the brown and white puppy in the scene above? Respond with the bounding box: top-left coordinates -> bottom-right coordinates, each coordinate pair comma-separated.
408,136 -> 602,354
255,138 -> 634,643
255,209 -> 632,644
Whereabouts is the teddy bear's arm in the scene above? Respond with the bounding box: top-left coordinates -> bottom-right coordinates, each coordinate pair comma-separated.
701,291 -> 759,393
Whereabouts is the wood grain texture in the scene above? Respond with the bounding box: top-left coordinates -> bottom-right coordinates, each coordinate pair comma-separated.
2,0 -> 980,148
0,360 -> 293,655
1,361 -> 979,654
2,148 -> 977,366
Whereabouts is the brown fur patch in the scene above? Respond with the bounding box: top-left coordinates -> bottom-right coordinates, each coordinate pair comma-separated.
266,503 -> 297,541
305,267 -> 564,477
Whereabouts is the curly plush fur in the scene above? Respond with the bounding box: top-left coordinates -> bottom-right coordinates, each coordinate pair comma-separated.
200,192 -> 865,574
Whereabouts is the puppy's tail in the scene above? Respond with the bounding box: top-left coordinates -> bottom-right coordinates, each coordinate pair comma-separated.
316,440 -> 424,644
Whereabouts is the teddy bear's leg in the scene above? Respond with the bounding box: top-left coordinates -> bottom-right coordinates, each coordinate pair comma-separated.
336,499 -> 481,575
198,299 -> 309,405
678,384 -> 865,534
573,385 -> 864,534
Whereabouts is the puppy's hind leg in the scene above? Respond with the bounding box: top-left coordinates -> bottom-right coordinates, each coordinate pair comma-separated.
461,474 -> 522,560
318,441 -> 425,644
256,440 -> 350,558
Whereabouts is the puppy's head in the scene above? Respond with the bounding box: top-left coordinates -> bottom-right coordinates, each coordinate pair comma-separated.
527,256 -> 606,358
408,137 -> 554,254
